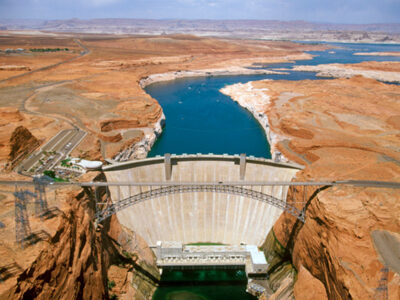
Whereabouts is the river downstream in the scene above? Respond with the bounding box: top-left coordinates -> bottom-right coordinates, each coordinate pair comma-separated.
145,42 -> 400,300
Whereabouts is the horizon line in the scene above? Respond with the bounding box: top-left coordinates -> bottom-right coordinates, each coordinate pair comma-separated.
1,18 -> 399,26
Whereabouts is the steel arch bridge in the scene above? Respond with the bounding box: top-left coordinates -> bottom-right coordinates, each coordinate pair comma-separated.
94,184 -> 306,224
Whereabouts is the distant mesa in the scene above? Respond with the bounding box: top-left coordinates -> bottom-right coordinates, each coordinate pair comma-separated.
353,51 -> 400,57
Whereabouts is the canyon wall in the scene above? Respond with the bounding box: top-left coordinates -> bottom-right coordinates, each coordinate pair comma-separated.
3,177 -> 159,300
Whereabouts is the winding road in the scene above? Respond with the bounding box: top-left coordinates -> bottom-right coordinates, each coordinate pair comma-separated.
0,39 -> 90,84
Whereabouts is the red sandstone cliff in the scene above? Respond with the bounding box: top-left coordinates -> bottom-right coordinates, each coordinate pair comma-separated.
255,77 -> 400,300
3,179 -> 159,299
6,126 -> 40,171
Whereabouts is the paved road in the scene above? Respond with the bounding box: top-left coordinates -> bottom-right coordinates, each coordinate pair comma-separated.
0,39 -> 90,84
42,129 -> 76,152
1,179 -> 399,189
18,129 -> 86,174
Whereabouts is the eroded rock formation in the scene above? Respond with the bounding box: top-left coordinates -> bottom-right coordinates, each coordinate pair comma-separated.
6,126 -> 40,170
222,75 -> 400,299
3,178 -> 159,299
293,61 -> 400,83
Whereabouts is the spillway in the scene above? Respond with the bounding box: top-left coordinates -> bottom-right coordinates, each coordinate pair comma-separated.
103,154 -> 302,246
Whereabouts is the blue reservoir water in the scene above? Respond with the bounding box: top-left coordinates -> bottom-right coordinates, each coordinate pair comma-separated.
267,42 -> 400,69
147,42 -> 400,300
146,42 -> 400,159
146,71 -> 319,159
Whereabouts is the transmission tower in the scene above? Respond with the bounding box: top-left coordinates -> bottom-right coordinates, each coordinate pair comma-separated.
14,186 -> 34,249
33,176 -> 51,219
375,267 -> 389,300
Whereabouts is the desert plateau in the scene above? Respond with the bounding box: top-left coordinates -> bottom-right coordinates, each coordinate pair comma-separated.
0,9 -> 399,300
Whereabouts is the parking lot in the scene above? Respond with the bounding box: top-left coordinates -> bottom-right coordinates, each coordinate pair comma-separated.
18,129 -> 86,177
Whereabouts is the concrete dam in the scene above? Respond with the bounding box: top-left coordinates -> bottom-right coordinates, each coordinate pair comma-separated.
103,154 -> 302,246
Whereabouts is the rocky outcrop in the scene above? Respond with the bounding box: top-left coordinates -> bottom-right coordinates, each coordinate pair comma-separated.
0,65 -> 31,71
98,99 -> 163,160
0,108 -> 24,126
3,187 -> 110,299
223,76 -> 400,299
104,135 -> 143,160
106,216 -> 159,300
220,82 -> 288,161
3,177 -> 159,299
76,138 -> 103,161
271,183 -> 400,300
100,119 -> 145,132
98,133 -> 123,143
6,126 -> 40,170
293,63 -> 400,83
112,113 -> 165,161
294,266 -> 328,300
268,276 -> 295,300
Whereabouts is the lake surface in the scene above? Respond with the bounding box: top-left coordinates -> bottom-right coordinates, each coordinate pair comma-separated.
146,42 -> 400,159
147,42 -> 400,299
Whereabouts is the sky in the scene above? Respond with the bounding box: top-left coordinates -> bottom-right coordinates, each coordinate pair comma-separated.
0,0 -> 399,24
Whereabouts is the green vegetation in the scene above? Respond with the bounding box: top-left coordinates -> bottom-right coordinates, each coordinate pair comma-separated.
61,158 -> 71,167
122,250 -> 132,259
43,170 -> 68,182
107,280 -> 116,290
122,250 -> 139,262
43,170 -> 56,178
108,280 -> 118,300
30,48 -> 69,52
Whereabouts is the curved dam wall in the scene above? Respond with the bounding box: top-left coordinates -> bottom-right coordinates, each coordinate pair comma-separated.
103,155 -> 302,246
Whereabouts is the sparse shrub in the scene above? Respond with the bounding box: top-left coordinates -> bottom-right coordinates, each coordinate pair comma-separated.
43,170 -> 56,178
107,279 -> 116,290
122,250 -> 132,259
110,294 -> 118,300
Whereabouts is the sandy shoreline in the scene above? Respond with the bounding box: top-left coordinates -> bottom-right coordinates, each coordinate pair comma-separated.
139,53 -> 316,89
139,66 -> 286,88
354,51 -> 400,56
220,81 -> 288,162
293,64 -> 400,83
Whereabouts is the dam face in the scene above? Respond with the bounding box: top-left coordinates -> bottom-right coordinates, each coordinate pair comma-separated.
103,155 -> 301,246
